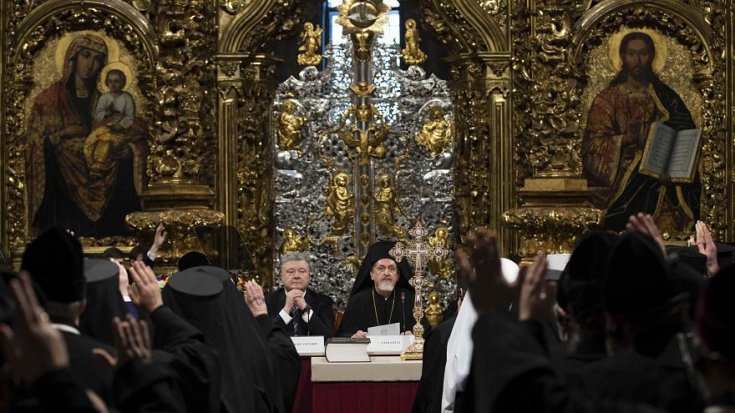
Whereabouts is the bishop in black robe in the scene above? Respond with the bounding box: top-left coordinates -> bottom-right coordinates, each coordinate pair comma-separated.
337,241 -> 429,337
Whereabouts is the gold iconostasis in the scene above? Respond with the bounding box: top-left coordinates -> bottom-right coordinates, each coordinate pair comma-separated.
0,0 -> 732,295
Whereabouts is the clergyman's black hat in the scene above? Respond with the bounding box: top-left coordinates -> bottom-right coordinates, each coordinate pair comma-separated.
349,241 -> 413,297
603,232 -> 681,317
21,228 -> 85,303
558,231 -> 617,318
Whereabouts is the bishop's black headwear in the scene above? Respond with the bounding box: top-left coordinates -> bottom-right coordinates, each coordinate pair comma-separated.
603,232 -> 682,318
21,227 -> 85,303
349,241 -> 413,297
558,231 -> 616,319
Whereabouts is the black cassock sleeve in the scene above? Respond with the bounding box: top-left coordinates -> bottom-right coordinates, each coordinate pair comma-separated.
462,312 -> 668,413
113,358 -> 186,413
255,314 -> 301,413
33,368 -> 100,413
149,305 -> 222,413
335,291 -> 366,337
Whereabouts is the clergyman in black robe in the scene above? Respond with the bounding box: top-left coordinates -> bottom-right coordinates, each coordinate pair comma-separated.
337,241 -> 429,338
163,266 -> 285,413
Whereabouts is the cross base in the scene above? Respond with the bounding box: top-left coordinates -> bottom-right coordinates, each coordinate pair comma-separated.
400,337 -> 424,361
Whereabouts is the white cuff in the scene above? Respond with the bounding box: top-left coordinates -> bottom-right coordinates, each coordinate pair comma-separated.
147,250 -> 156,261
301,308 -> 313,322
279,310 -> 293,324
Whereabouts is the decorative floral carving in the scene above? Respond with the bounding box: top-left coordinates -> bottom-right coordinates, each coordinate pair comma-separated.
503,206 -> 602,259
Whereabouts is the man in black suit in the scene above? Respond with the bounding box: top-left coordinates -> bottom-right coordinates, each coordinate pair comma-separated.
265,252 -> 335,338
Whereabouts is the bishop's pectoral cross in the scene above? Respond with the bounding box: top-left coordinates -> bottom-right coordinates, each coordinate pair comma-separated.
389,221 -> 448,360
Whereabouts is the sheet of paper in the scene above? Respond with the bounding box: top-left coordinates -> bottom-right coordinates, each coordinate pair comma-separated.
291,336 -> 325,356
367,322 -> 400,336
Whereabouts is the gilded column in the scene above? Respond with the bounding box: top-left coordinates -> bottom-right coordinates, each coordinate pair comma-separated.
236,54 -> 282,286
126,0 -> 223,267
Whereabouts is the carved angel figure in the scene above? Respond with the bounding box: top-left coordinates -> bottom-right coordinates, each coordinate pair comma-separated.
416,105 -> 452,157
428,227 -> 452,278
325,172 -> 354,236
277,100 -> 307,150
374,173 -> 405,238
297,22 -> 323,66
279,227 -> 310,255
425,290 -> 444,326
402,19 -> 427,65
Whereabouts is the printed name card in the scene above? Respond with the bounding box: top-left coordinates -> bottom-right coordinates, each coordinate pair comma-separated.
291,336 -> 325,356
366,335 -> 412,355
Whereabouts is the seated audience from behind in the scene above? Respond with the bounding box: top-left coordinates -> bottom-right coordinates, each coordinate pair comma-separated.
265,252 -> 335,338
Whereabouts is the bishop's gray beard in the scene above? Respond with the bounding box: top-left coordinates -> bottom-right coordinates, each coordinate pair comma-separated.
377,282 -> 395,293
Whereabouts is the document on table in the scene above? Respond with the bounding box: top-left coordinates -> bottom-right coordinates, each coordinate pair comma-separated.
367,322 -> 400,336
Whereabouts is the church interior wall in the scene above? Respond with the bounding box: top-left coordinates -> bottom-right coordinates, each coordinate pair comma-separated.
0,1 -> 731,297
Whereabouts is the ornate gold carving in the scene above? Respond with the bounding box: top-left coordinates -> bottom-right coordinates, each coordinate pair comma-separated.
427,227 -> 452,278
336,0 -> 392,35
276,100 -> 307,151
416,104 -> 453,157
374,173 -> 406,239
503,206 -> 602,260
324,104 -> 394,166
425,289 -> 444,326
297,22 -> 323,66
402,19 -> 427,65
149,0 -> 216,185
279,227 -> 310,255
390,221 -> 448,361
479,0 -> 501,15
325,171 -> 355,236
236,56 -> 280,286
222,0 -> 248,15
125,209 -> 225,265
349,81 -> 376,97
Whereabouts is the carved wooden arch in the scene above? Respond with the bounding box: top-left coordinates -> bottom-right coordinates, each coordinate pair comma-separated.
13,0 -> 157,67
571,0 -> 715,69
219,1 -> 287,54
452,0 -> 507,52
417,0 -> 508,53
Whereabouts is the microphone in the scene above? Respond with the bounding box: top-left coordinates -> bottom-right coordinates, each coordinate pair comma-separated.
401,291 -> 406,332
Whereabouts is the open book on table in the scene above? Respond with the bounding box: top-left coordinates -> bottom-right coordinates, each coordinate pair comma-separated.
639,122 -> 701,183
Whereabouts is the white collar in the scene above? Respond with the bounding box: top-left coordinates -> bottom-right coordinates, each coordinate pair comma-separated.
52,323 -> 80,335
704,407 -> 735,413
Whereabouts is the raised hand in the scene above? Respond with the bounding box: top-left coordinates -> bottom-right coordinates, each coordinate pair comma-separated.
128,260 -> 163,312
518,254 -> 558,322
0,272 -> 69,382
695,220 -> 719,277
243,280 -> 268,317
149,223 -> 167,256
625,213 -> 666,256
112,313 -> 152,366
457,228 -> 517,314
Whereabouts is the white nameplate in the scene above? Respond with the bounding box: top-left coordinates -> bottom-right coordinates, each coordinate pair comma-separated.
366,335 -> 412,355
291,336 -> 325,356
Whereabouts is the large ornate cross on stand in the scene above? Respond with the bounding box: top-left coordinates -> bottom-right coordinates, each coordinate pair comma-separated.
390,221 -> 448,361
